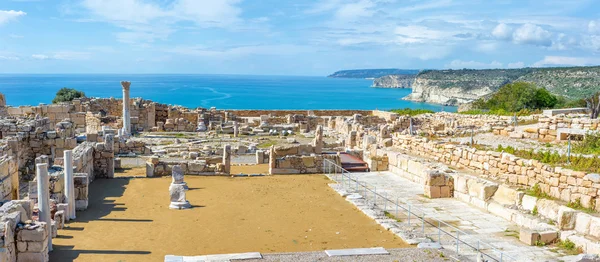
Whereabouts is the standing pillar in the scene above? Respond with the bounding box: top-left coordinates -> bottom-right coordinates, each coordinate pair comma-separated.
233,121 -> 239,138
36,163 -> 52,251
64,150 -> 76,220
105,134 -> 115,178
222,144 -> 231,174
121,81 -> 131,137
313,125 -> 323,154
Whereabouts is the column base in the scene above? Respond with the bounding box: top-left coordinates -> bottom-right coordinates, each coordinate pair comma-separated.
169,201 -> 192,210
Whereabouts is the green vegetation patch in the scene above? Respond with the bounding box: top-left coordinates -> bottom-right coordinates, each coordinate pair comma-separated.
497,145 -> 600,173
573,132 -> 600,155
53,87 -> 85,104
390,108 -> 435,116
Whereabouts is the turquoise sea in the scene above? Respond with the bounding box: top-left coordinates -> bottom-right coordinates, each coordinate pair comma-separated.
0,74 -> 455,111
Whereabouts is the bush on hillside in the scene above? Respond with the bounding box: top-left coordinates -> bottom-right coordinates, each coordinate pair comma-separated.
472,82 -> 560,112
390,108 -> 435,116
52,88 -> 85,104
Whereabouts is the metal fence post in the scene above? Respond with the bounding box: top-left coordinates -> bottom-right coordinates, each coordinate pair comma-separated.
456,231 -> 459,254
384,192 -> 387,211
374,187 -> 377,206
408,204 -> 411,226
438,221 -> 441,243
395,197 -> 398,217
422,214 -> 425,234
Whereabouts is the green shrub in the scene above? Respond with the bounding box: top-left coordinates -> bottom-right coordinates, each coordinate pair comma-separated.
472,82 -> 560,112
496,145 -> 600,173
390,108 -> 435,116
574,132 -> 600,155
52,87 -> 85,104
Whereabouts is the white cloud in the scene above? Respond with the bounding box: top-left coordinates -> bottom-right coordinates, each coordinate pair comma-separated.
475,42 -> 499,53
81,0 -> 244,43
0,55 -> 20,60
445,60 -> 503,69
0,10 -> 26,25
334,0 -> 376,21
533,56 -> 600,67
507,62 -> 525,68
167,44 -> 313,57
395,25 -> 451,44
32,52 -> 91,60
397,0 -> 453,13
589,20 -> 600,34
492,23 -> 512,40
31,54 -> 49,60
512,23 -> 552,46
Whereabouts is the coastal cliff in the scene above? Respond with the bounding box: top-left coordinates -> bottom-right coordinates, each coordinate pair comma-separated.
328,69 -> 419,78
403,66 -> 600,105
372,75 -> 415,88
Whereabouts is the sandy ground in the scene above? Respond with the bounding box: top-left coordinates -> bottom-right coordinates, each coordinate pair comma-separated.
231,164 -> 269,175
50,168 -> 409,261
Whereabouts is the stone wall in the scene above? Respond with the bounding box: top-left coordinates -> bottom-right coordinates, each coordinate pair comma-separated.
146,156 -> 229,176
270,154 -> 340,174
229,110 -> 372,117
0,200 -> 48,262
0,156 -> 19,201
115,139 -> 151,155
392,135 -> 600,211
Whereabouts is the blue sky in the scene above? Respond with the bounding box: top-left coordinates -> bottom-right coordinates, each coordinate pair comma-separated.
0,0 -> 599,75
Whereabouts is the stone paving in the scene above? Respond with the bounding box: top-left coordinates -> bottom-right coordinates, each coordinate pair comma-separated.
343,171 -> 564,262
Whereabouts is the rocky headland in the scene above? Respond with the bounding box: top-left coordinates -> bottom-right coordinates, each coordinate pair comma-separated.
328,69 -> 419,79
401,66 -> 600,106
371,74 -> 416,88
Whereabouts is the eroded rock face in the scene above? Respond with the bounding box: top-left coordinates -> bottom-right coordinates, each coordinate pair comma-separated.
372,75 -> 415,88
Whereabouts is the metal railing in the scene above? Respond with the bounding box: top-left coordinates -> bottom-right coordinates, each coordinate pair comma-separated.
323,159 -> 518,262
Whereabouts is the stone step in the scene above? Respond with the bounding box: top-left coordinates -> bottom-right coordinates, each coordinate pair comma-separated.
325,247 -> 389,257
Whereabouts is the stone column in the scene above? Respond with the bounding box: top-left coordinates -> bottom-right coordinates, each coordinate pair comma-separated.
121,81 -> 131,137
313,125 -> 323,154
233,121 -> 239,138
105,134 -> 115,178
64,150 -> 76,220
36,163 -> 52,251
0,93 -> 5,107
268,145 -> 276,174
222,144 -> 231,174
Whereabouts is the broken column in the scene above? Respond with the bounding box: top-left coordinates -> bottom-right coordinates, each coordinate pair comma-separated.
313,125 -> 324,154
36,163 -> 52,251
171,165 -> 187,189
0,92 -> 5,107
222,144 -> 231,174
169,165 -> 191,210
105,134 -> 115,178
233,121 -> 239,137
121,81 -> 131,137
63,150 -> 76,220
268,145 -> 276,174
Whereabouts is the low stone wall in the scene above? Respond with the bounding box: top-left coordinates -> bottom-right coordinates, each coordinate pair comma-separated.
392,135 -> 600,210
0,156 -> 19,201
270,154 -> 340,174
229,110 -> 372,117
146,157 -> 228,176
0,200 -> 48,261
115,139 -> 151,155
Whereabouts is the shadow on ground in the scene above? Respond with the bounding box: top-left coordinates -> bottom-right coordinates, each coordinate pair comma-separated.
50,178 -> 152,261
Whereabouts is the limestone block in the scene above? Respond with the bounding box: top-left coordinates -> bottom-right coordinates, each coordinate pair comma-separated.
492,185 -> 520,206
557,206 -> 577,230
481,182 -> 499,201
575,213 -> 592,235
487,202 -> 516,221
425,186 -> 441,198
539,231 -> 558,244
589,216 -> 600,239
76,200 -> 88,211
519,228 -> 540,245
17,223 -> 47,242
455,176 -> 468,194
536,199 -> 561,221
521,195 -> 538,212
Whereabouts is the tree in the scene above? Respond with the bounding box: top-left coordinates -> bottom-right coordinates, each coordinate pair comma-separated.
586,92 -> 600,119
52,88 -> 85,104
473,82 -> 560,112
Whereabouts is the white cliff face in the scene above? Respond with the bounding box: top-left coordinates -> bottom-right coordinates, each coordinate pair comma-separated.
372,75 -> 415,88
403,78 -> 495,105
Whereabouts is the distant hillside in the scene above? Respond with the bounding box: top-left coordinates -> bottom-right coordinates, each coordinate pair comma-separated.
372,74 -> 416,88
403,66 -> 600,106
328,69 -> 420,78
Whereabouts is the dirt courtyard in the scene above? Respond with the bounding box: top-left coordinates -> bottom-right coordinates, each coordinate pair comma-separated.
50,167 -> 409,261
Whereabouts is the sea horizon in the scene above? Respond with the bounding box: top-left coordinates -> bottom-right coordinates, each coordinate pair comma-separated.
0,74 -> 456,111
